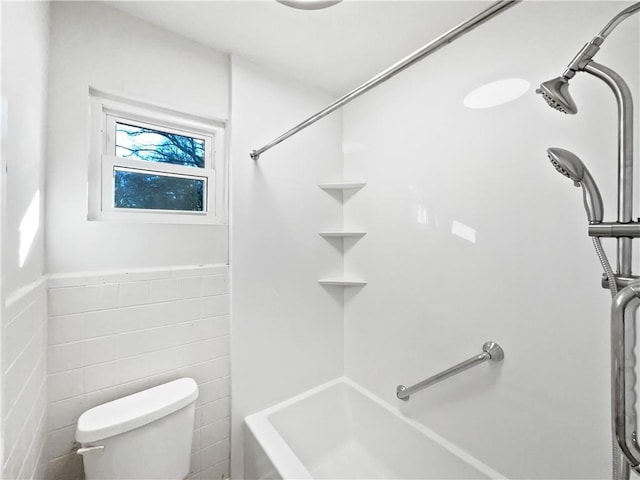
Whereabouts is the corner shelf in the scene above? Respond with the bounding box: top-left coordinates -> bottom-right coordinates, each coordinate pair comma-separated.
318,181 -> 367,289
318,231 -> 366,238
318,182 -> 366,191
318,277 -> 367,287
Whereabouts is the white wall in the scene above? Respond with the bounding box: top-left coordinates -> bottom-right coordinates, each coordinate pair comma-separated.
1,1 -> 50,478
343,2 -> 638,478
45,265 -> 230,480
46,1 -> 230,275
43,4 -> 234,479
229,57 -> 344,479
2,0 -> 49,297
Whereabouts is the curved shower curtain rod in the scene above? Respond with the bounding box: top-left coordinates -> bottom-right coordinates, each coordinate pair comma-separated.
249,0 -> 521,161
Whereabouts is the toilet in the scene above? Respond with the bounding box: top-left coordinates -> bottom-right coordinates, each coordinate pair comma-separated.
75,377 -> 199,480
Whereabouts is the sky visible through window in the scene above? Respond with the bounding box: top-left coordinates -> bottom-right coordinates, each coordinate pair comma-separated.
115,123 -> 205,168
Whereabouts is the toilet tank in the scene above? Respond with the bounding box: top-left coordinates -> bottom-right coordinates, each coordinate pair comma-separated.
76,378 -> 198,480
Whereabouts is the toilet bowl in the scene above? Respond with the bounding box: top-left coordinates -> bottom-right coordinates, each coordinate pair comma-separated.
76,377 -> 198,480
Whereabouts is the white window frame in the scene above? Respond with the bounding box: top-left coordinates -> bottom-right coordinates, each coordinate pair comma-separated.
88,89 -> 227,225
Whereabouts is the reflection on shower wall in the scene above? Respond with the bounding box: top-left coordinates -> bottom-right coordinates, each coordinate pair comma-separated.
343,2 -> 639,478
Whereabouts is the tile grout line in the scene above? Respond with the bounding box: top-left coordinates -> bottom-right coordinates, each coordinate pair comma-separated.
47,315 -> 231,347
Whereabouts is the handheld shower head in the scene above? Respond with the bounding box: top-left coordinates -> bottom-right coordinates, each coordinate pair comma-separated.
547,147 -> 603,223
536,77 -> 578,114
548,146 -> 585,182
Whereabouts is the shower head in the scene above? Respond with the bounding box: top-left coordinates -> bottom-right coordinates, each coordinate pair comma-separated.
548,146 -> 585,182
537,4 -> 640,115
547,147 -> 603,223
536,77 -> 578,115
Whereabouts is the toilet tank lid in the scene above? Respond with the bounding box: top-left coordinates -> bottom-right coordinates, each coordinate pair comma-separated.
76,378 -> 198,443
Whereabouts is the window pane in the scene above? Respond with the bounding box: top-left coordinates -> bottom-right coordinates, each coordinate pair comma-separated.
114,168 -> 205,212
115,122 -> 205,168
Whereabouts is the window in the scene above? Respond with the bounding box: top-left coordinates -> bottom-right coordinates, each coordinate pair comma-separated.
89,89 -> 227,224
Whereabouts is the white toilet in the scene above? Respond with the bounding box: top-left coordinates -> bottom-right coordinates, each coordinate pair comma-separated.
75,377 -> 199,480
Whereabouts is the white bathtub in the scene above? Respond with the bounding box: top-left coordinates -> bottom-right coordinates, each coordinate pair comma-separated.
244,377 -> 507,480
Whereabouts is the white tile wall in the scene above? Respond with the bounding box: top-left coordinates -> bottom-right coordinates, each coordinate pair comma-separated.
2,278 -> 48,480
46,265 -> 230,480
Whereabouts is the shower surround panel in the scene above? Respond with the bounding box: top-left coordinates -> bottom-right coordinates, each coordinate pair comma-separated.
341,2 -> 639,478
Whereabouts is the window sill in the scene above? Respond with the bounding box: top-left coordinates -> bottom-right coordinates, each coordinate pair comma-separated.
87,210 -> 227,225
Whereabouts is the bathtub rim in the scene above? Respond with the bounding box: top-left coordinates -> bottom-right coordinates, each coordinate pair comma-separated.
244,376 -> 508,480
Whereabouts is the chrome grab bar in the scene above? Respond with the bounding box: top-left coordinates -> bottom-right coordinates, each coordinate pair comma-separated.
611,281 -> 640,471
396,341 -> 504,401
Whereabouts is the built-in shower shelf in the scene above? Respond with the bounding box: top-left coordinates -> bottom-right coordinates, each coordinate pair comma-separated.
318,277 -> 367,287
317,180 -> 367,289
318,182 -> 366,191
318,231 -> 366,238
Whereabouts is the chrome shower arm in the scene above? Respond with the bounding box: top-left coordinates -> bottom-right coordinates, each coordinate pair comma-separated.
611,282 -> 640,470
583,61 -> 634,276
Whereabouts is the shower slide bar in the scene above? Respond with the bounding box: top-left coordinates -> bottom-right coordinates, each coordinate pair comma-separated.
249,0 -> 520,161
396,341 -> 504,401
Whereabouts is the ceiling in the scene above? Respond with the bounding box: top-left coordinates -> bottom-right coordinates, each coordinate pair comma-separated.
103,0 -> 496,94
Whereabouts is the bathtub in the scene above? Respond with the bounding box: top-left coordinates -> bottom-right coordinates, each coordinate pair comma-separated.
244,377 -> 507,480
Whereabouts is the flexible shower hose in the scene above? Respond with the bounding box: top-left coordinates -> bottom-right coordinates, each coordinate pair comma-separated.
592,237 -> 631,480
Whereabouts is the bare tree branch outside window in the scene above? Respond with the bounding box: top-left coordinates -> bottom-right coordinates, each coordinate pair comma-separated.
115,123 -> 205,168
113,123 -> 207,211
